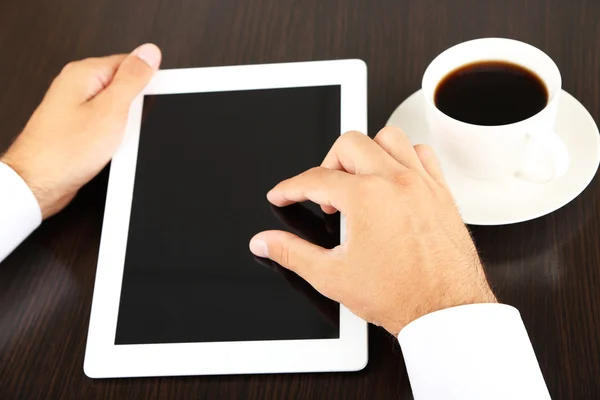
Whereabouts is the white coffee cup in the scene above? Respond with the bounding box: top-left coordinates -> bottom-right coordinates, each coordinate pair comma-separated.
422,38 -> 569,183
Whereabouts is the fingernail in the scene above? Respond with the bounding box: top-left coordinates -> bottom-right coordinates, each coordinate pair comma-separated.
249,237 -> 269,258
266,189 -> 277,203
132,43 -> 161,69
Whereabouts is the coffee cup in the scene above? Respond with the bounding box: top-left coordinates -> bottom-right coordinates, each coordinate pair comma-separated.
422,37 -> 569,183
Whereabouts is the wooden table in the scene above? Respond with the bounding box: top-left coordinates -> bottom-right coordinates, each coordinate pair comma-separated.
1,0 -> 599,398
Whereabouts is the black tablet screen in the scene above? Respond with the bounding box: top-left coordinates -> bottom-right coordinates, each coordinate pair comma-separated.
114,85 -> 341,345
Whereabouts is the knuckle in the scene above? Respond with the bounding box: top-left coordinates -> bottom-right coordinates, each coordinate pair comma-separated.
278,244 -> 292,270
60,58 -> 97,77
300,166 -> 325,181
336,130 -> 364,148
391,169 -> 421,187
343,130 -> 365,139
307,166 -> 323,175
60,61 -> 79,75
375,126 -> 401,142
334,133 -> 351,149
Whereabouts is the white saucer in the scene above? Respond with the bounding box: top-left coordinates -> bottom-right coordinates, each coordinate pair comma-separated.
386,89 -> 600,225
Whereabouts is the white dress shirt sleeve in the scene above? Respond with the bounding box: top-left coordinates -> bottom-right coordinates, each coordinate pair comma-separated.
0,161 -> 42,263
399,303 -> 550,400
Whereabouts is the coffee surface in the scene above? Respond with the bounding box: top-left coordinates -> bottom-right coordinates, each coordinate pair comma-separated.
434,61 -> 548,126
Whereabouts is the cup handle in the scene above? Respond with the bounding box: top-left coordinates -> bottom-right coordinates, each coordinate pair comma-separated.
514,131 -> 570,184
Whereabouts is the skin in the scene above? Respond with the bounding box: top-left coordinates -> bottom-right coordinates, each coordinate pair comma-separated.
1,44 -> 496,336
250,129 -> 497,334
1,43 -> 162,218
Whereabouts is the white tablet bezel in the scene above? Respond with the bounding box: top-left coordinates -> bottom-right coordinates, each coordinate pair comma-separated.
84,60 -> 368,379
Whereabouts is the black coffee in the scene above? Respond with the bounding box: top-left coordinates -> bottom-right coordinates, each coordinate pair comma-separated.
434,61 -> 548,126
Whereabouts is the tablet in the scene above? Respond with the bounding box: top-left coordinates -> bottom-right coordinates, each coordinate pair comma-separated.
84,60 -> 368,378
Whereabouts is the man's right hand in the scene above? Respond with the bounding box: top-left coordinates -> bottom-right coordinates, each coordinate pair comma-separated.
250,127 -> 497,335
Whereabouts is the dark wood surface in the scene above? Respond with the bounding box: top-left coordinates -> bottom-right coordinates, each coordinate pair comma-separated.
1,0 -> 600,398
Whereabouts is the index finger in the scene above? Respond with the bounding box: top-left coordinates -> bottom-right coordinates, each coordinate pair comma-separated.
319,130 -> 400,214
321,130 -> 402,175
267,167 -> 356,213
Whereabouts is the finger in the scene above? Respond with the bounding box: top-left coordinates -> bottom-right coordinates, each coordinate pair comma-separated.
373,126 -> 425,172
319,131 -> 398,214
94,43 -> 161,109
266,167 -> 355,212
414,144 -> 446,183
48,55 -> 127,104
249,230 -> 331,283
321,204 -> 338,214
321,130 -> 401,175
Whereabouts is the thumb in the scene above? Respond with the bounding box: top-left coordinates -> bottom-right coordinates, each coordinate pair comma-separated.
249,230 -> 331,283
97,43 -> 161,107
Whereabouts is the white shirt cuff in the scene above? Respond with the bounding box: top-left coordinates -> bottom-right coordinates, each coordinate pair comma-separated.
398,303 -> 550,400
0,161 -> 42,262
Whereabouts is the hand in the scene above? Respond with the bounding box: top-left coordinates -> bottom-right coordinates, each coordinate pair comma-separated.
0,44 -> 162,219
249,128 -> 497,335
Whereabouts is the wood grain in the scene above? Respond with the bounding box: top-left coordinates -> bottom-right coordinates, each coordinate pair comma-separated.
1,0 -> 600,398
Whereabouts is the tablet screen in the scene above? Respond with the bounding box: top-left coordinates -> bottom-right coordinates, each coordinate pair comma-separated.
115,85 -> 341,345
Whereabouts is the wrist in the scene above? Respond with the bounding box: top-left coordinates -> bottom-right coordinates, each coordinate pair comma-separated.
385,269 -> 497,336
404,280 -> 498,334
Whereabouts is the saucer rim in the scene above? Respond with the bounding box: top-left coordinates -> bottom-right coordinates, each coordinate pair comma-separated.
385,89 -> 600,226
